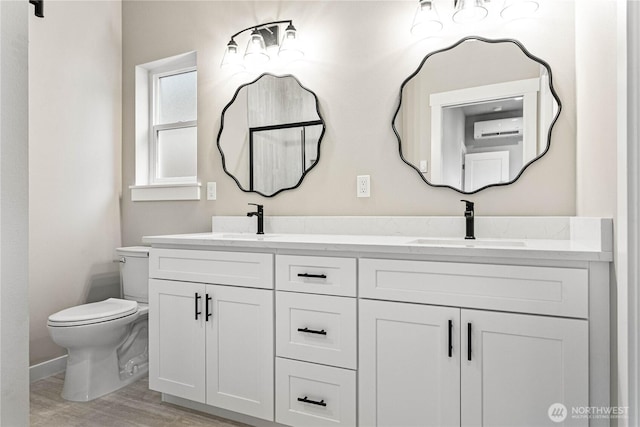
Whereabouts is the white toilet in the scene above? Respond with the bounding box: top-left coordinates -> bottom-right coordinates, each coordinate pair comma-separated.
48,246 -> 150,402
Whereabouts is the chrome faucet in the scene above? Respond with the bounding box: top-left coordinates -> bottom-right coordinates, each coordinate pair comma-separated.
247,203 -> 264,235
461,199 -> 475,240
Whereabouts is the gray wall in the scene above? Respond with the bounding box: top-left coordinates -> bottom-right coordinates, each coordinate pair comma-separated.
29,0 -> 123,365
575,1 -> 617,218
1,0 -> 29,423
121,1 -> 595,246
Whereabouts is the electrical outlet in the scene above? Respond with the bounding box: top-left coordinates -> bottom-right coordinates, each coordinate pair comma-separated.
419,160 -> 428,173
357,175 -> 370,198
207,182 -> 217,200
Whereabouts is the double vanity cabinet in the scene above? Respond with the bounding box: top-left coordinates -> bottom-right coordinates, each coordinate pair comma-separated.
144,230 -> 611,427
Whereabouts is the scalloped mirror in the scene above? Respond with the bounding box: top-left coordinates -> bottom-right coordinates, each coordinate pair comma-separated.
217,73 -> 325,197
393,36 -> 561,194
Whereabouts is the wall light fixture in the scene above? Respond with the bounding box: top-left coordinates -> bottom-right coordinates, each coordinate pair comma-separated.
411,0 -> 539,36
221,20 -> 303,69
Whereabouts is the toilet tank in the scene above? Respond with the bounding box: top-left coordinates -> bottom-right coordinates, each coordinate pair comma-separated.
116,246 -> 150,303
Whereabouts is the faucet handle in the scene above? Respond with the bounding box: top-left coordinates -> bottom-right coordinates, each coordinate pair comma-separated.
460,199 -> 474,210
247,203 -> 264,215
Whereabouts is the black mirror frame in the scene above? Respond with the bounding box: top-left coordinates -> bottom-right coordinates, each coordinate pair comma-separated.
217,73 -> 326,198
392,36 -> 562,195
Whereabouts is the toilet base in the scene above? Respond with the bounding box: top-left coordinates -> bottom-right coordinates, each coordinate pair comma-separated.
61,345 -> 148,402
56,316 -> 149,402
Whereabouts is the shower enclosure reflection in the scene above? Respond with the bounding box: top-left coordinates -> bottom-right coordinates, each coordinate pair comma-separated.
218,74 -> 325,197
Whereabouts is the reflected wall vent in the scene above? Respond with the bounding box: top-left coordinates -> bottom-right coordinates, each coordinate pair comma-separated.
473,117 -> 523,139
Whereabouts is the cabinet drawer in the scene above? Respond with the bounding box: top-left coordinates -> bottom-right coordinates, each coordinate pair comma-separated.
150,249 -> 273,289
360,258 -> 588,318
276,255 -> 356,296
276,292 -> 357,369
275,358 -> 356,427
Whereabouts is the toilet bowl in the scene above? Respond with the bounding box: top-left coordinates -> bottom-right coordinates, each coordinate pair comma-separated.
47,246 -> 150,401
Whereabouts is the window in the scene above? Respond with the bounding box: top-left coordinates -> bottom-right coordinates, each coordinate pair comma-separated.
152,69 -> 197,183
131,52 -> 200,201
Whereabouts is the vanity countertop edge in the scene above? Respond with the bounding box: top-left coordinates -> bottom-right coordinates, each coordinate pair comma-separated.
141,232 -> 613,262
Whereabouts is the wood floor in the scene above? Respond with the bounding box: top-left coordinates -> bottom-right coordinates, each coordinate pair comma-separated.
30,373 -> 250,427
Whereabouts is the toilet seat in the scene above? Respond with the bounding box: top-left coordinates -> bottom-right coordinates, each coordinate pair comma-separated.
48,298 -> 138,327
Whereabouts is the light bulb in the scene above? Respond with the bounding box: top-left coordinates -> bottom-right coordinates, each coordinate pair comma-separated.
453,0 -> 488,24
244,29 -> 269,66
220,39 -> 244,69
278,23 -> 304,61
411,0 -> 443,36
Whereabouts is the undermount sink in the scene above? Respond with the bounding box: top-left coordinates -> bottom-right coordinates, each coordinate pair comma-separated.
218,233 -> 280,240
408,238 -> 527,248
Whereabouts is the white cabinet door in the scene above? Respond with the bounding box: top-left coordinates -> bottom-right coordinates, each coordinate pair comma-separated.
359,299 -> 461,427
461,309 -> 588,427
148,279 -> 206,403
205,285 -> 274,421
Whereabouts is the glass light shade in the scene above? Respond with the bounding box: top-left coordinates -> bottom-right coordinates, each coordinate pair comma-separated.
278,24 -> 304,60
411,0 -> 443,36
221,40 -> 243,69
501,0 -> 539,19
244,29 -> 269,66
452,0 -> 488,23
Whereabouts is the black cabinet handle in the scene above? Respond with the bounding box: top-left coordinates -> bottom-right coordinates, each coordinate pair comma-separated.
195,293 -> 201,320
206,294 -> 212,321
297,396 -> 327,407
297,273 -> 327,279
297,327 -> 327,336
448,320 -> 453,358
467,322 -> 472,361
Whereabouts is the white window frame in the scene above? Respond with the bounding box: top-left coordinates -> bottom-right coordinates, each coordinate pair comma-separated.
149,67 -> 197,185
131,51 -> 200,201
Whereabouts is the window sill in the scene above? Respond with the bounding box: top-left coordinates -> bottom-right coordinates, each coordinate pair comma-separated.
130,183 -> 201,202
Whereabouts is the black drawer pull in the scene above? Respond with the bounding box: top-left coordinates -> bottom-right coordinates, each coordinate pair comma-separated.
297,396 -> 327,407
195,293 -> 202,320
297,327 -> 327,336
297,273 -> 327,279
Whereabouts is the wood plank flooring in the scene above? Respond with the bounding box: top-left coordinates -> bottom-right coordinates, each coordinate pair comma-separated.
30,374 -> 250,427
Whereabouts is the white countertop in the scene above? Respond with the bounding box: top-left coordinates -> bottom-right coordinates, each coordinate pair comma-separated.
142,231 -> 613,262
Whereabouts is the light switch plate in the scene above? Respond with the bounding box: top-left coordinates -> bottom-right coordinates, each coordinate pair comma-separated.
207,182 -> 217,200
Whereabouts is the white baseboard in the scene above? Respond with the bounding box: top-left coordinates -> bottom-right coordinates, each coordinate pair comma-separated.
30,355 -> 67,383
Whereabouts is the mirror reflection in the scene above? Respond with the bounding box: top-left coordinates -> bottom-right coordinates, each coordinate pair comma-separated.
218,74 -> 324,197
394,37 -> 560,194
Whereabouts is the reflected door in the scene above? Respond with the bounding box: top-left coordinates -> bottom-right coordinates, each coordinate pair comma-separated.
464,151 -> 509,192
